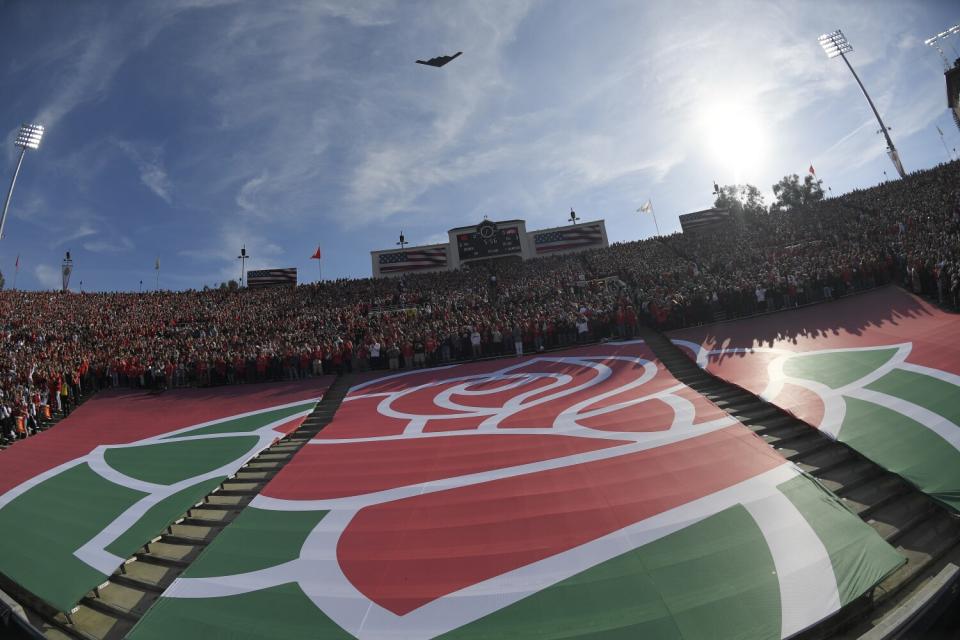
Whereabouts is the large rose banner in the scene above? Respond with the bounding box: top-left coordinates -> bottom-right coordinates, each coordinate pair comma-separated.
671,287 -> 960,513
131,343 -> 901,640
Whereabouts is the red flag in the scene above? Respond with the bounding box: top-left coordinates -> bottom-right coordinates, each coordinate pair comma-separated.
310,247 -> 322,260
808,164 -> 816,176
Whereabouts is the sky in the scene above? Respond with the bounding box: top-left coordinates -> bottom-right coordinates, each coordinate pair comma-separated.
0,0 -> 958,292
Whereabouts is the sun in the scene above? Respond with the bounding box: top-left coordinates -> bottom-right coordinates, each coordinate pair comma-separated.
699,101 -> 768,182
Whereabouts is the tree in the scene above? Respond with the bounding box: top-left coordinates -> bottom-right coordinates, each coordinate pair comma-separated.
770,173 -> 823,213
713,184 -> 767,219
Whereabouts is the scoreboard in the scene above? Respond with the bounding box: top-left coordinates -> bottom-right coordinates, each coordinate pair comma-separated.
456,220 -> 523,261
374,218 -> 607,277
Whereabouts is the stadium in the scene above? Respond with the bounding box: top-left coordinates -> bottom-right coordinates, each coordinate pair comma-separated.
0,3 -> 959,640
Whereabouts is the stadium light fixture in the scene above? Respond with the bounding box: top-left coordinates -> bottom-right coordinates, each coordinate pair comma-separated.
924,23 -> 960,70
818,30 -> 906,179
1,123 -> 45,240
568,208 -> 580,224
396,231 -> 408,250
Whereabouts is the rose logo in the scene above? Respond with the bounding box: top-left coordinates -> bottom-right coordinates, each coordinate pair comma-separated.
156,344 -> 880,640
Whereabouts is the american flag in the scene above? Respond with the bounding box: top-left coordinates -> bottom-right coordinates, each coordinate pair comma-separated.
379,247 -> 448,273
247,268 -> 297,287
534,224 -> 604,253
678,208 -> 730,234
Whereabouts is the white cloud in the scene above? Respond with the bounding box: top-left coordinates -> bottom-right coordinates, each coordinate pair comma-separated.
83,235 -> 135,253
180,225 -> 285,284
422,232 -> 450,246
235,171 -> 271,218
112,139 -> 173,203
52,224 -> 98,248
34,264 -> 62,290
31,2 -> 236,128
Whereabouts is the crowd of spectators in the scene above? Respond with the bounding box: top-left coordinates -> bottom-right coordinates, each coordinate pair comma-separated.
1,160 -> 958,443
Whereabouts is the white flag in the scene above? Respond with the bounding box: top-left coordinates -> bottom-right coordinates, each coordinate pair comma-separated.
637,200 -> 653,214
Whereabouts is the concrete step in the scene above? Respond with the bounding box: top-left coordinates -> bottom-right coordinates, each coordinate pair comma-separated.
108,573 -> 165,594
746,414 -> 798,433
231,470 -> 276,480
867,494 -> 936,544
187,503 -> 238,514
731,403 -> 782,421
117,559 -> 174,588
178,516 -> 229,528
157,533 -> 209,547
838,475 -> 911,517
878,514 -> 960,599
759,423 -> 815,445
79,597 -> 140,624
806,456 -> 875,493
780,436 -> 834,461
700,387 -> 753,400
59,604 -> 128,639
242,461 -> 283,470
133,553 -> 190,569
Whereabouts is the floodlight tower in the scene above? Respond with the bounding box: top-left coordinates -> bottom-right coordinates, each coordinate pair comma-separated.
925,24 -> 960,134
1,123 -> 45,240
61,251 -> 73,292
818,30 -> 906,179
237,245 -> 249,287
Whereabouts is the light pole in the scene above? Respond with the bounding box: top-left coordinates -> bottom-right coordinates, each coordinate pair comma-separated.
61,251 -> 72,293
819,30 -> 906,179
1,123 -> 44,240
237,245 -> 249,287
568,208 -> 580,224
396,232 -> 408,250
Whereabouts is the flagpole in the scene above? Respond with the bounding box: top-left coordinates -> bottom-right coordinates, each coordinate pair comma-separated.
937,128 -> 954,161
639,200 -> 660,236
809,165 -> 824,197
311,246 -> 322,282
12,256 -> 19,290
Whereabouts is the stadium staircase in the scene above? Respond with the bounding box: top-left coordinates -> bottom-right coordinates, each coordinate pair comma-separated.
31,375 -> 355,640
637,326 -> 960,638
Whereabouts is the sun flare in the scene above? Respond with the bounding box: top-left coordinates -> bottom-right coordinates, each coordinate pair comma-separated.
700,101 -> 768,181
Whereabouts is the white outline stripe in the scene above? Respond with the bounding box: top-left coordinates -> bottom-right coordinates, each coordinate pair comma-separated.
744,489 -> 840,637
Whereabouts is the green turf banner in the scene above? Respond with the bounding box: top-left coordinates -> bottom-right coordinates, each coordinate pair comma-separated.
671,287 -> 960,512
0,381 -> 326,612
